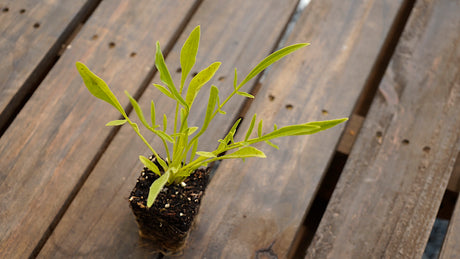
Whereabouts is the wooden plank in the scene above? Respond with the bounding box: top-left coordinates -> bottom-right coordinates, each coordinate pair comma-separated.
447,152 -> 460,192
440,191 -> 460,259
0,0 -> 97,133
177,0 -> 407,258
336,114 -> 365,155
37,0 -> 300,258
0,1 -> 200,258
307,0 -> 460,258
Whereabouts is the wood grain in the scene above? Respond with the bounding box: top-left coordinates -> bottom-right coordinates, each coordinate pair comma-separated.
307,0 -> 460,257
0,0 -> 199,257
0,0 -> 96,133
440,190 -> 460,259
176,0 -> 406,258
37,0 -> 300,258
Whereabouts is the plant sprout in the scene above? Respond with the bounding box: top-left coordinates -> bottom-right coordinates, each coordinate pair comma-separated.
76,26 -> 347,208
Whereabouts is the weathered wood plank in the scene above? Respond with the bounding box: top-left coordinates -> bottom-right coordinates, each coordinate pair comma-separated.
178,0 -> 407,258
440,189 -> 460,259
0,1 -> 199,258
307,0 -> 460,258
0,0 -> 97,134
38,0 -> 300,258
447,152 -> 460,192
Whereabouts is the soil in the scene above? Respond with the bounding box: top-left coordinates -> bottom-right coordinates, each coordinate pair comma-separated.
128,156 -> 210,255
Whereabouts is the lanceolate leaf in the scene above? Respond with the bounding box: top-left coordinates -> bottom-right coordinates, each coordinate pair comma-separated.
244,114 -> 257,141
293,118 -> 348,135
199,85 -> 218,134
76,62 -> 126,117
218,146 -> 266,160
125,91 -> 150,129
239,43 -> 309,86
153,84 -> 174,99
105,119 -> 127,126
150,101 -> 157,128
185,62 -> 221,107
180,26 -> 200,89
147,171 -> 170,208
237,91 -> 254,99
155,42 -> 189,110
250,124 -> 321,144
139,155 -> 161,176
196,151 -> 216,158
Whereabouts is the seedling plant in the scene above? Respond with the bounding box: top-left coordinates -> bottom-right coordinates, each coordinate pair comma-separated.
76,26 -> 347,208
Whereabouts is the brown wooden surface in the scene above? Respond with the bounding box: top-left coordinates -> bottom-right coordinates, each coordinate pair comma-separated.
0,0 -> 200,257
447,152 -> 460,192
37,0 -> 300,258
1,0 -> 459,258
0,0 -> 95,133
440,191 -> 460,259
307,0 -> 460,257
175,0 -> 406,257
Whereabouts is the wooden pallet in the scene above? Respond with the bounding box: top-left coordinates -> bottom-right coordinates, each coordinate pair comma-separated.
0,0 -> 458,258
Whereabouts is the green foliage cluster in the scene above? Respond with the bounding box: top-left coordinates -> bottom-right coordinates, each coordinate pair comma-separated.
76,26 -> 347,207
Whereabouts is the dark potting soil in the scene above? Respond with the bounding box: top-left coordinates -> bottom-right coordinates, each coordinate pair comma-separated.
128,156 -> 209,253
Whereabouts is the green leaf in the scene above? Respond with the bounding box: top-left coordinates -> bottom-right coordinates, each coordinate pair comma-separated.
250,124 -> 321,144
225,118 -> 241,144
139,155 -> 161,176
244,114 -> 257,141
163,114 -> 167,131
155,42 -> 189,110
219,146 -> 266,159
150,101 -> 157,128
295,118 -> 348,135
188,127 -> 198,135
200,85 -> 218,134
76,62 -> 126,116
265,140 -> 279,150
196,151 -> 216,158
258,119 -> 263,137
153,84 -> 174,99
185,62 -> 221,107
147,171 -> 170,208
105,119 -> 127,126
155,130 -> 174,143
239,43 -> 309,86
237,91 -> 254,99
180,26 -> 200,89
125,91 -> 150,129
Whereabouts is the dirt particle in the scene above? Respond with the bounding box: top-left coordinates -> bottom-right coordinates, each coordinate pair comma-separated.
423,146 -> 431,153
33,22 -> 40,29
402,139 -> 410,145
108,42 -> 116,48
268,94 -> 275,101
19,9 -> 25,14
130,52 -> 137,57
218,76 -> 225,81
322,109 -> 329,115
285,104 -> 293,110
2,7 -> 8,12
91,34 -> 98,40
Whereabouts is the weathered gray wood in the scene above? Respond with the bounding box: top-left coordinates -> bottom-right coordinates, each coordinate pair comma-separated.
177,0 -> 407,258
38,0 -> 300,258
307,0 -> 460,257
0,0 -> 199,257
0,0 -> 96,133
440,188 -> 460,259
